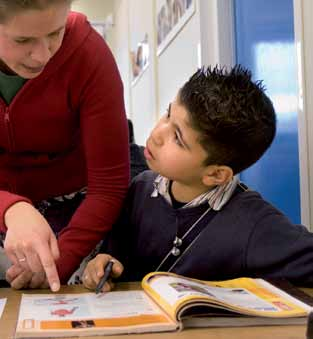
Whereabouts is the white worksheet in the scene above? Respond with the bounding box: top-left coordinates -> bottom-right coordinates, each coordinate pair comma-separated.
0,298 -> 6,319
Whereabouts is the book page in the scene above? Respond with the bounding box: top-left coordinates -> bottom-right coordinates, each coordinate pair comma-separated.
18,291 -> 158,321
0,298 -> 6,319
149,276 -> 277,309
16,290 -> 177,337
143,273 -> 308,318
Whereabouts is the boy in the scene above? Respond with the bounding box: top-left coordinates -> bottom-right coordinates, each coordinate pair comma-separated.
83,65 -> 313,291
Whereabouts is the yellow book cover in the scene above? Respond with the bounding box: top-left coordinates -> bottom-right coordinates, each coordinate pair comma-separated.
142,272 -> 312,328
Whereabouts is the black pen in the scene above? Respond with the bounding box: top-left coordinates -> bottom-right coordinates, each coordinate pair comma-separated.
95,260 -> 114,294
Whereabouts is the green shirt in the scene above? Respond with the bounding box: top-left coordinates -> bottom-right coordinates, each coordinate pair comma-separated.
0,71 -> 27,104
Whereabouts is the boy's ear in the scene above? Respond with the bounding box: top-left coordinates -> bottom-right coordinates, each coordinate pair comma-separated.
202,165 -> 233,187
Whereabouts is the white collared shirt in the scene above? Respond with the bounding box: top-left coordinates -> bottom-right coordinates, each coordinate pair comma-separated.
151,175 -> 239,211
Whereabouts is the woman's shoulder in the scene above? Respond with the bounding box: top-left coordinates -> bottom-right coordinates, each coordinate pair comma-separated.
63,11 -> 111,62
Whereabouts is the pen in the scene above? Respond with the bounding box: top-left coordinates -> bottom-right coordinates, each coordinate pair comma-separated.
95,260 -> 114,294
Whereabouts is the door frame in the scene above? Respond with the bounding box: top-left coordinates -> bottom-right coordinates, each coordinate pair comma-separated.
293,0 -> 312,228
199,0 -> 235,67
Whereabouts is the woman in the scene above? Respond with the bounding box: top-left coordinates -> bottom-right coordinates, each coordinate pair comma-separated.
0,0 -> 129,291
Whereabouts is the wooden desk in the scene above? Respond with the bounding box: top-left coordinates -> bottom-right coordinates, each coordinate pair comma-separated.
0,283 -> 310,339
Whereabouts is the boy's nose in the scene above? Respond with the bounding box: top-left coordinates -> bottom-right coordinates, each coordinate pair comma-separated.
151,126 -> 164,146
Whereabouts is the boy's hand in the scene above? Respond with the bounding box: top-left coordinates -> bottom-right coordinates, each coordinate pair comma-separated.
82,254 -> 123,292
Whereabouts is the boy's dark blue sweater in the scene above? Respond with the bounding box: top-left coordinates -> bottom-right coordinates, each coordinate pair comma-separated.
104,170 -> 313,286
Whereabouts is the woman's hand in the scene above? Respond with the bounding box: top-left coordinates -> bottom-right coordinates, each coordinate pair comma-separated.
82,254 -> 123,292
4,201 -> 60,291
6,264 -> 49,289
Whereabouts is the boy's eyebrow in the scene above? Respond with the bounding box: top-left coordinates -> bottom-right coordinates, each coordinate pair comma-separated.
14,25 -> 65,39
175,125 -> 190,150
169,104 -> 191,150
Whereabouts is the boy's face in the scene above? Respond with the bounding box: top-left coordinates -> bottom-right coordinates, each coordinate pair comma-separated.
144,99 -> 209,187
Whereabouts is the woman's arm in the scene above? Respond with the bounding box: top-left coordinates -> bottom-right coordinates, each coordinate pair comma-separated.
56,32 -> 130,283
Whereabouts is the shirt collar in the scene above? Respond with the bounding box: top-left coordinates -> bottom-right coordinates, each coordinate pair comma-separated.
151,175 -> 239,211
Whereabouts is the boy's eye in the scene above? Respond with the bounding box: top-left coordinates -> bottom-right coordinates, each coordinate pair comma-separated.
166,108 -> 170,119
174,133 -> 183,147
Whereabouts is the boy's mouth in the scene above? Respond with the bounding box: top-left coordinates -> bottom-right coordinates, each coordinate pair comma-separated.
144,143 -> 154,160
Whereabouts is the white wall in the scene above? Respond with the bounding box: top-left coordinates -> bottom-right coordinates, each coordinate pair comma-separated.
71,0 -> 131,116
71,0 -> 234,147
71,0 -> 115,47
116,0 -> 203,145
72,0 -> 114,20
157,2 -> 201,115
114,0 -> 233,144
111,0 -> 131,117
127,0 -> 157,145
199,0 -> 235,68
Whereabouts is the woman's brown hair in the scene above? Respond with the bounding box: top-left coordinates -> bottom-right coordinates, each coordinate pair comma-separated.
0,0 -> 73,23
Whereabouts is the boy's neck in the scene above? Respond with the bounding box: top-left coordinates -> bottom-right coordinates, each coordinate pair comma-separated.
171,180 -> 215,203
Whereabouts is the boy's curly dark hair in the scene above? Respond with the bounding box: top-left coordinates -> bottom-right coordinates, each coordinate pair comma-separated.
179,65 -> 276,174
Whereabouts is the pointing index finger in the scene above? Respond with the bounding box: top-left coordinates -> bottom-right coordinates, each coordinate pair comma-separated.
35,243 -> 60,292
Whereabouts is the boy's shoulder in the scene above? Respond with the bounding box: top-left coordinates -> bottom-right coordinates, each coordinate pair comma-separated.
129,170 -> 158,194
131,169 -> 158,184
126,170 -> 158,206
228,183 -> 286,220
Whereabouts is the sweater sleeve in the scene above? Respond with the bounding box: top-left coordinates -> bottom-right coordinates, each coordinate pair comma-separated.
103,177 -> 139,259
0,191 -> 32,232
56,32 -> 130,282
246,200 -> 313,286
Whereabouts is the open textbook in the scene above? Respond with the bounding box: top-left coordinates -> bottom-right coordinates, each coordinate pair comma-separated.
15,272 -> 313,338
